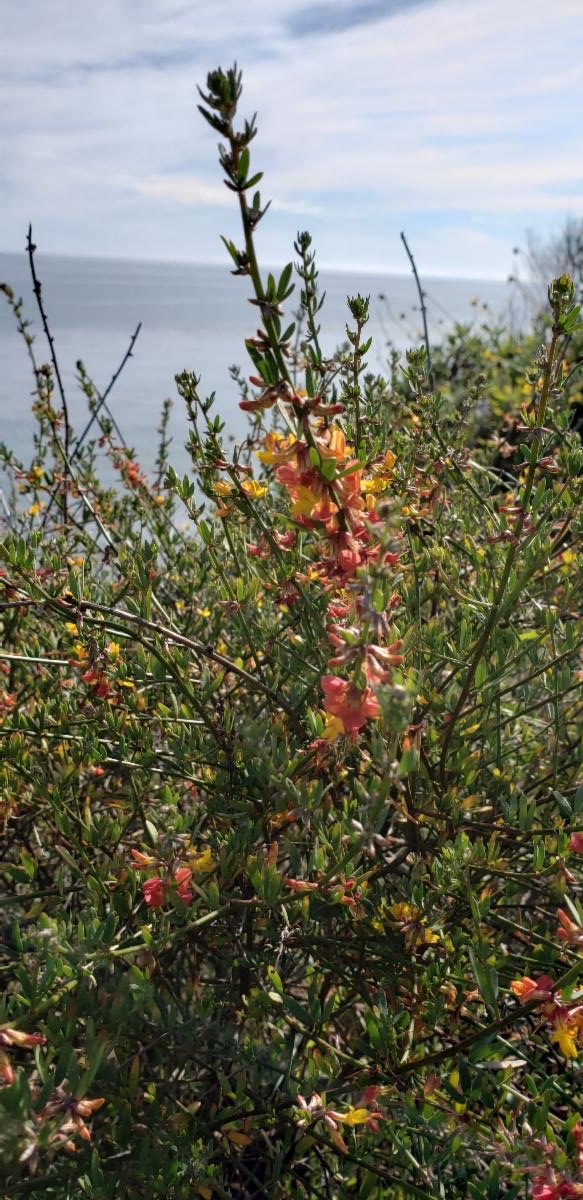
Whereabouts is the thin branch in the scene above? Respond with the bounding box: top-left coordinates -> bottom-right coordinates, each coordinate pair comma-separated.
72,322 -> 141,459
400,231 -> 435,392
26,225 -> 71,518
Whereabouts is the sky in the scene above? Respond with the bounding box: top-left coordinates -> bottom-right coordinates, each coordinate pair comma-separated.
1,0 -> 582,279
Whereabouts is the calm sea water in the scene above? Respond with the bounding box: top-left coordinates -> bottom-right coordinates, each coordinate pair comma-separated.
0,253 -> 510,481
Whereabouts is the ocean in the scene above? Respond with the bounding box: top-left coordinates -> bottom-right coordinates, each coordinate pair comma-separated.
0,252 -> 510,482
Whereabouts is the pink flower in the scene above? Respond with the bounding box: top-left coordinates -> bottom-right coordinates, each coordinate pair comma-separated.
321,675 -> 380,735
173,867 -> 193,904
142,877 -> 167,908
531,1173 -> 581,1199
569,833 -> 583,854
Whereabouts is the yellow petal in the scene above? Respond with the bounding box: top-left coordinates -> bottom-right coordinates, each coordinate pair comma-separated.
340,1107 -> 371,1126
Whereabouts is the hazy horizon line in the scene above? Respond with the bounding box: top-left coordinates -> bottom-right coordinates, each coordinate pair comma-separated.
0,246 -> 510,286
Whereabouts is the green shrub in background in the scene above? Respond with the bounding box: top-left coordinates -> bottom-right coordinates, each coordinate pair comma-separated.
1,66 -> 583,1199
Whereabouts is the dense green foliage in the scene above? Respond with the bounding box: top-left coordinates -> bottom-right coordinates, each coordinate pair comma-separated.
1,67 -> 583,1200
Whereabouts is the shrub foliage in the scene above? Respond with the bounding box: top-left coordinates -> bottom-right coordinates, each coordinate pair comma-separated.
1,66 -> 583,1200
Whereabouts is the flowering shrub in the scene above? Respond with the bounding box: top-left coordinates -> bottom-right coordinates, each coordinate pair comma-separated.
1,65 -> 583,1199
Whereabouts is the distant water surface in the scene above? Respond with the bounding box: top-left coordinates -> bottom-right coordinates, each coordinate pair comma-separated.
0,253 -> 510,481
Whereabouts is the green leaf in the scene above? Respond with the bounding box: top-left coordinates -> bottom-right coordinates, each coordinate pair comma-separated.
283,994 -> 314,1027
277,263 -> 294,300
469,948 -> 499,1016
237,147 -> 249,182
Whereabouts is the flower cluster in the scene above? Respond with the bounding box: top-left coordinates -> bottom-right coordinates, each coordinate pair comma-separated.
285,873 -> 363,910
257,417 -> 404,740
529,1120 -> 583,1198
510,971 -> 583,1059
295,1087 -> 383,1154
0,1026 -> 46,1087
129,845 -> 215,909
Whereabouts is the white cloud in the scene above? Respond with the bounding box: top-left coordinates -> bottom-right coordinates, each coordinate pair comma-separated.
133,174 -> 322,214
0,0 -> 581,276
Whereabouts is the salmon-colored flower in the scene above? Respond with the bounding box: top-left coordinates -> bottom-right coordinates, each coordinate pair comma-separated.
557,908 -> 583,948
0,1027 -> 46,1050
321,675 -> 380,735
81,668 -> 109,698
0,1027 -> 46,1086
142,877 -> 166,908
173,867 -> 193,903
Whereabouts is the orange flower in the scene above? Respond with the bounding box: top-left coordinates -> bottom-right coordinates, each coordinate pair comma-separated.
40,1082 -> 104,1144
129,848 -> 158,869
509,975 -> 554,1004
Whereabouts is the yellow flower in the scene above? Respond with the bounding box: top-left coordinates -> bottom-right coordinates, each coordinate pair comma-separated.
257,431 -> 297,465
290,485 -> 319,519
187,847 -> 216,875
213,480 -> 233,497
28,501 -> 43,516
338,1106 -> 371,1127
154,494 -> 165,505
390,902 -> 418,922
107,641 -> 121,659
551,1021 -> 579,1058
320,712 -> 345,741
361,476 -> 390,495
449,1069 -> 466,1113
241,479 -> 268,499
64,622 -> 78,635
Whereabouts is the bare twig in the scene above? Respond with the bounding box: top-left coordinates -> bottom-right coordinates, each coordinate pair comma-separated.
40,323 -> 141,531
26,225 -> 71,517
72,322 -> 141,460
400,231 -> 435,392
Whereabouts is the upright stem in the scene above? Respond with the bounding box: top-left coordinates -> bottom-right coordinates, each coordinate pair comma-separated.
27,226 -> 71,521
400,231 -> 434,393
439,327 -> 560,786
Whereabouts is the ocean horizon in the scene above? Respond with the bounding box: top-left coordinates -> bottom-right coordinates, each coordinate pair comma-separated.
0,251 -> 512,482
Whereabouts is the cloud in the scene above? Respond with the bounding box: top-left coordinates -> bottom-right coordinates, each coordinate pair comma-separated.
0,0 -> 581,277
133,174 -> 322,214
287,0 -> 437,37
